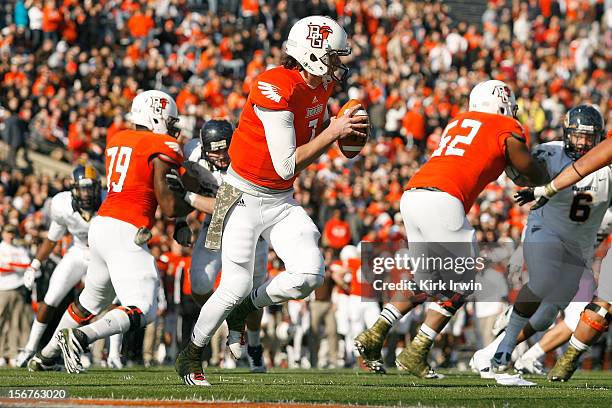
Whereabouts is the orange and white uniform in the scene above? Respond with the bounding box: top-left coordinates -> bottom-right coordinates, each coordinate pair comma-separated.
193,66 -> 335,344
78,129 -> 183,322
346,257 -> 380,358
403,111 -> 525,295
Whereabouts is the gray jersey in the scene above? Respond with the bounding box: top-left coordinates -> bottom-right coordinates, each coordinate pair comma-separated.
183,138 -> 224,192
528,141 -> 612,258
47,191 -> 91,249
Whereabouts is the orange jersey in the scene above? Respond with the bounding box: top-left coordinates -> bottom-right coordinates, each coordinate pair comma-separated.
230,66 -> 334,190
407,111 -> 524,212
98,129 -> 183,229
348,258 -> 375,298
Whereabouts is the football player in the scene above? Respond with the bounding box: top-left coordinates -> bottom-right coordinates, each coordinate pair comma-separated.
169,119 -> 270,372
23,164 -> 125,370
36,90 -> 192,374
480,105 -> 612,373
175,15 -> 368,386
354,79 -> 549,377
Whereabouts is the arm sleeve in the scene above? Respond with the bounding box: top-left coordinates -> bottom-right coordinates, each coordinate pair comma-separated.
47,197 -> 67,242
254,105 -> 297,180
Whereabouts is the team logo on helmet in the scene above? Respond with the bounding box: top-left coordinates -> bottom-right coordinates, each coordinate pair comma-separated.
307,24 -> 333,49
150,97 -> 169,116
492,85 -> 511,103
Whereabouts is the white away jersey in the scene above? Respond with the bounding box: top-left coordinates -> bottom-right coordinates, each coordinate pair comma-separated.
183,138 -> 225,192
528,141 -> 612,255
47,191 -> 91,249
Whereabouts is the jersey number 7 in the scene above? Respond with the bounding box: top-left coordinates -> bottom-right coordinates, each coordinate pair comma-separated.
432,119 -> 482,157
106,146 -> 133,192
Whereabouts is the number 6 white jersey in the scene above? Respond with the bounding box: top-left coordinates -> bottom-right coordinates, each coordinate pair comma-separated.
529,141 -> 612,257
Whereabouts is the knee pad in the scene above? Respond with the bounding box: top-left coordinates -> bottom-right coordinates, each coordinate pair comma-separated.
581,303 -> 612,333
285,273 -> 324,300
117,306 -> 145,331
429,292 -> 464,317
529,303 -> 561,331
67,298 -> 95,325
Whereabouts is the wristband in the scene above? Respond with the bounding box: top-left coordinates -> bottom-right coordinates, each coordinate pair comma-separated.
184,191 -> 197,206
545,180 -> 558,197
31,259 -> 41,269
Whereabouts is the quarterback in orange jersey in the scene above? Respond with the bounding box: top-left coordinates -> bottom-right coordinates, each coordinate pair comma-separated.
40,90 -> 193,374
175,15 -> 368,386
354,79 -> 549,378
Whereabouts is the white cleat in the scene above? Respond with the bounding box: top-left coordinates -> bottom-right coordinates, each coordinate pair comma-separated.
226,330 -> 246,360
492,305 -> 513,337
514,356 -> 544,375
470,348 -> 496,379
182,372 -> 211,386
107,354 -> 124,369
57,328 -> 87,374
15,348 -> 35,368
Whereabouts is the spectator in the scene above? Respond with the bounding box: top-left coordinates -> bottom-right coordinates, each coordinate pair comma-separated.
2,98 -> 31,169
323,209 -> 351,250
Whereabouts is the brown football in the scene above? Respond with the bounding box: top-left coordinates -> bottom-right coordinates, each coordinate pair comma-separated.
336,99 -> 369,159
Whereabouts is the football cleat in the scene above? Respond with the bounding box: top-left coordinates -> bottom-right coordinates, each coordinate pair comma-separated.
354,320 -> 389,374
15,348 -> 35,368
548,346 -> 582,382
107,354 -> 124,370
57,328 -> 88,374
247,345 -> 267,373
27,353 -> 61,372
514,356 -> 544,375
395,332 -> 441,379
176,342 -> 209,386
469,348 -> 496,379
492,305 -> 512,337
491,351 -> 512,373
226,330 -> 246,360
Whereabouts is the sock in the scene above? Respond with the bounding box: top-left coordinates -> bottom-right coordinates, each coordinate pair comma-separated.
109,333 -> 123,357
25,319 -> 48,351
497,310 -> 529,356
247,329 -> 261,347
41,311 -> 80,358
481,331 -> 506,360
569,335 -> 590,352
522,342 -> 545,361
419,323 -> 438,341
379,304 -> 403,326
79,309 -> 130,343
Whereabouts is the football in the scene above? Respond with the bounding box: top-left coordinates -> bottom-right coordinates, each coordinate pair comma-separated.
337,99 -> 369,159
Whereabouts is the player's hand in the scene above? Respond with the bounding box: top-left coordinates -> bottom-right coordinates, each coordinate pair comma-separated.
530,183 -> 558,210
23,259 -> 42,290
514,188 -> 535,206
166,168 -> 186,196
328,104 -> 369,141
173,218 -> 192,247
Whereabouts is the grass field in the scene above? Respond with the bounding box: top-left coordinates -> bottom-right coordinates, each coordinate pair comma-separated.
0,367 -> 611,407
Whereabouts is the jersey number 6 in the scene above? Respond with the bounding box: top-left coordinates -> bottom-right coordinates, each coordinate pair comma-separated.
432,119 -> 482,158
106,146 -> 133,192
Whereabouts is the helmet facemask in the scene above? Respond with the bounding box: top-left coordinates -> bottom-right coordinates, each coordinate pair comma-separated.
166,116 -> 181,138
204,148 -> 230,171
320,48 -> 350,83
564,128 -> 601,160
71,178 -> 101,219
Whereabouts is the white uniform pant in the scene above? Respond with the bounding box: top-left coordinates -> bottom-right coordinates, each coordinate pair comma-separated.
400,190 -> 477,295
597,249 -> 612,303
348,294 -> 380,355
190,221 -> 269,295
43,246 -> 89,307
78,216 -> 158,324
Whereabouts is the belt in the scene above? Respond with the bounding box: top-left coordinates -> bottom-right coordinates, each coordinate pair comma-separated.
409,187 -> 443,192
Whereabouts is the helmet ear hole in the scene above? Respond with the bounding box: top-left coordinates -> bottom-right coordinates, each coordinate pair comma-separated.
310,54 -> 318,62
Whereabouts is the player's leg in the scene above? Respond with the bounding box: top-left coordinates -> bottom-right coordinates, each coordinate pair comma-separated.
189,223 -> 222,307
18,248 -> 87,367
246,238 -> 269,373
515,320 -> 572,375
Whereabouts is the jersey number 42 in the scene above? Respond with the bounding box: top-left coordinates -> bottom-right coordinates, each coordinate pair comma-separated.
432,119 -> 482,157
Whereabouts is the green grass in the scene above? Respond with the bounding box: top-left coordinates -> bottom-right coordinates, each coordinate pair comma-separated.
0,367 -> 611,407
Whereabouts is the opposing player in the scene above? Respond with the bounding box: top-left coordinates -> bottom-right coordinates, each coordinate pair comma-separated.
354,79 -> 549,377
175,15 -> 368,386
36,90 -> 192,374
485,105 -> 611,372
172,120 -> 270,372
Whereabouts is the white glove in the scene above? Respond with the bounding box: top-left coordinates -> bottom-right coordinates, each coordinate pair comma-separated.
23,259 -> 42,290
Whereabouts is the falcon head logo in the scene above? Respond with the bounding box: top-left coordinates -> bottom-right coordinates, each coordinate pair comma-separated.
307,24 -> 333,49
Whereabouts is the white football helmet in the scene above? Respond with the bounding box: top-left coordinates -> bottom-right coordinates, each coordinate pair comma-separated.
285,15 -> 351,83
130,90 -> 180,137
469,80 -> 518,118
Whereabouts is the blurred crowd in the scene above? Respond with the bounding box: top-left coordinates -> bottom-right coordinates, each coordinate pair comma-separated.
1,0 -> 612,370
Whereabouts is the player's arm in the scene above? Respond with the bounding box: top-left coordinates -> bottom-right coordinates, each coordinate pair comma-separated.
553,137 -> 612,190
153,157 -> 193,218
505,136 -> 550,187
256,104 -> 368,179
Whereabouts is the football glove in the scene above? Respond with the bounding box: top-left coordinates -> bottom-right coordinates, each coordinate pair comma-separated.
514,188 -> 535,206
24,259 -> 42,290
173,217 -> 192,247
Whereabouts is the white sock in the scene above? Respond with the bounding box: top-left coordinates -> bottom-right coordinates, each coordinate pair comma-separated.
569,335 -> 590,352
191,288 -> 243,347
522,342 -> 545,361
109,333 -> 123,357
419,323 -> 438,341
496,311 -> 529,356
25,320 -> 48,351
247,329 -> 261,347
41,311 -> 80,358
79,309 -> 130,343
380,304 -> 403,326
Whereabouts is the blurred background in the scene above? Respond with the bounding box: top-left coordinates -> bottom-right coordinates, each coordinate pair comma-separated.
0,0 -> 610,371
